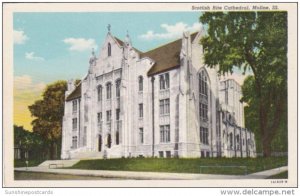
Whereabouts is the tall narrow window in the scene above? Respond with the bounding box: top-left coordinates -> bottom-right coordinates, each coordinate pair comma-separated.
139,104 -> 143,118
116,109 -> 120,120
106,83 -> 112,99
72,100 -> 77,113
107,134 -> 111,148
159,99 -> 170,115
200,127 -> 209,145
72,118 -> 77,131
138,76 -> 143,92
165,125 -> 170,142
72,136 -> 77,149
199,71 -> 208,96
139,128 -> 144,144
108,43 -> 111,56
116,80 -> 121,98
165,99 -> 170,114
160,126 -> 165,142
97,85 -> 102,101
106,110 -> 111,122
159,100 -> 164,115
165,73 -> 169,89
236,135 -> 240,150
200,103 -> 208,120
160,125 -> 170,143
116,131 -> 119,145
159,75 -> 165,90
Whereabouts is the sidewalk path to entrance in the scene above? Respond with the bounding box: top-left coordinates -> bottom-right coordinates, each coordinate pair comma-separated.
14,166 -> 287,180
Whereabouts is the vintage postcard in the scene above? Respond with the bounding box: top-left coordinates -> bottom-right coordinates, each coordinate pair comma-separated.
2,2 -> 297,188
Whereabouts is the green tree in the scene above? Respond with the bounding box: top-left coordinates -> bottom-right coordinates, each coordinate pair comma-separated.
28,80 -> 67,159
14,125 -> 46,160
242,76 -> 287,154
200,12 -> 287,157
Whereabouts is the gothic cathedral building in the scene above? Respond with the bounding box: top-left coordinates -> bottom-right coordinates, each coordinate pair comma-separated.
61,28 -> 256,159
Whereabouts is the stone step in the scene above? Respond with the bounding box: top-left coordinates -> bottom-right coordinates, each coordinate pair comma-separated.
38,159 -> 80,168
70,151 -> 103,159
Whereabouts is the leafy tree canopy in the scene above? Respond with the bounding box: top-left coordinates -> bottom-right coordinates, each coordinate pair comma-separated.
28,80 -> 67,159
200,12 -> 287,156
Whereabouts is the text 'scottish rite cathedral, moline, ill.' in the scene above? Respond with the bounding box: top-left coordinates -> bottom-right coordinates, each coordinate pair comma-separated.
61,27 -> 256,159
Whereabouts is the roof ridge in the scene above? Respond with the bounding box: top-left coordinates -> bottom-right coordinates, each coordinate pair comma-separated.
143,31 -> 199,54
114,36 -> 143,54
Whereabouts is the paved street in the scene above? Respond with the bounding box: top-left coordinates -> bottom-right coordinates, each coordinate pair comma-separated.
14,166 -> 287,180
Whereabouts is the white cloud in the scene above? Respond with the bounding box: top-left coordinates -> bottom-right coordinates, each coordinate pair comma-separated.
25,52 -> 45,61
63,38 -> 97,52
14,30 -> 28,44
14,75 -> 45,93
139,22 -> 202,41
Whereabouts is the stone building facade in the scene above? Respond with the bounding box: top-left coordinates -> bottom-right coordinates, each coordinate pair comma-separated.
61,28 -> 256,159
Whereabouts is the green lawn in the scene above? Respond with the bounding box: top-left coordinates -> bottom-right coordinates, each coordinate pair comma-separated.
267,171 -> 288,179
14,159 -> 45,168
69,157 -> 287,175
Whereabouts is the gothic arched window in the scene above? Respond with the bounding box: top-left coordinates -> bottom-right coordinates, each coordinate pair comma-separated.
198,69 -> 209,121
108,43 -> 111,56
138,76 -> 143,92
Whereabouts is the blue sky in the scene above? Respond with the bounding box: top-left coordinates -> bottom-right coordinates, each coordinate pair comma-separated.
13,11 -> 207,130
14,12 -> 202,84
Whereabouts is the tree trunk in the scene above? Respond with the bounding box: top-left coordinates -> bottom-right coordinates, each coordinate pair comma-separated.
262,134 -> 272,157
260,95 -> 284,157
49,142 -> 54,160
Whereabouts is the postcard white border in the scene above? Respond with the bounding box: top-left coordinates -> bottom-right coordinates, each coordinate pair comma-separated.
2,2 -> 298,187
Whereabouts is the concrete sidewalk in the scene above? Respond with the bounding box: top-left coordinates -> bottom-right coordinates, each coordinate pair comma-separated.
14,166 -> 287,180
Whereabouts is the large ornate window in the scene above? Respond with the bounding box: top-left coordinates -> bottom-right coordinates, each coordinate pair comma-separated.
106,82 -> 112,99
198,70 -> 209,121
138,76 -> 143,92
116,79 -> 121,98
108,43 -> 111,56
